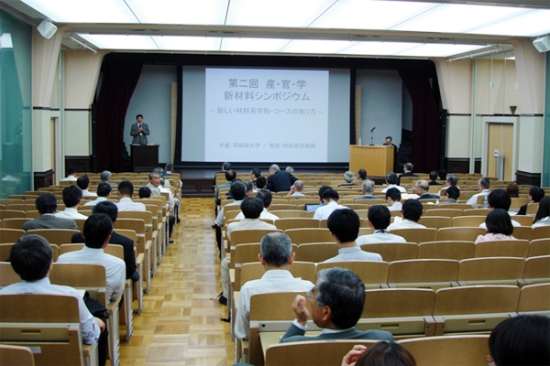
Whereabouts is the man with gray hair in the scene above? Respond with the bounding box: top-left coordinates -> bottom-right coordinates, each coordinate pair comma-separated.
466,177 -> 491,208
287,180 -> 305,196
339,171 -> 356,187
285,166 -> 294,173
266,164 -> 297,192
414,180 -> 440,199
146,171 -> 162,196
354,179 -> 376,201
438,173 -> 459,197
100,170 -> 115,187
234,232 -> 314,340
397,162 -> 417,185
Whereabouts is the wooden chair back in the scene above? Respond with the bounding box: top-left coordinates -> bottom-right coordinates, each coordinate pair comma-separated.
49,263 -> 108,306
0,344 -> 35,366
474,240 -> 529,258
274,218 -> 319,231
463,208 -> 490,216
230,229 -> 282,246
517,283 -> 550,314
523,255 -> 550,283
512,215 -> 533,226
294,243 -> 339,262
0,210 -> 26,219
26,229 -> 79,245
317,261 -> 389,288
399,335 -> 490,366
6,204 -> 36,211
437,227 -> 486,241
0,262 -> 20,288
363,288 -> 435,318
531,226 -> 550,241
417,216 -> 451,229
1,218 -> 30,229
511,226 -> 532,241
389,228 -> 437,244
451,216 -> 486,227
528,238 -> 550,257
424,208 -> 463,218
458,257 -> 525,285
417,241 -> 475,260
284,228 -> 334,245
433,285 -> 520,316
388,259 -> 459,289
361,242 -> 418,262
0,228 -> 26,244
268,210 -> 307,218
526,202 -> 539,214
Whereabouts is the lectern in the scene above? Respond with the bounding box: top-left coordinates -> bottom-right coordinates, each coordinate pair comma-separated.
349,145 -> 394,177
131,144 -> 159,172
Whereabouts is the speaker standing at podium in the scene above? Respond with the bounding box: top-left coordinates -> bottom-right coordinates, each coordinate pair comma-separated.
130,114 -> 150,145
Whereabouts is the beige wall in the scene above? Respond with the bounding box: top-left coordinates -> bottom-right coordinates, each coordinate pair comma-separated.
434,59 -> 472,113
475,58 -> 520,115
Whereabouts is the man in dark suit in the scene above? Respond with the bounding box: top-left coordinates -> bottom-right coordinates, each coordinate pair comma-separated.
414,180 -> 440,200
71,201 -> 139,282
517,186 -> 545,215
280,267 -> 393,343
130,114 -> 150,145
428,171 -> 442,186
23,193 -> 78,231
266,164 -> 297,192
397,162 -> 417,185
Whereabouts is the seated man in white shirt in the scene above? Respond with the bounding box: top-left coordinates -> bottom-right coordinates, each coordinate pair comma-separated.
313,188 -> 349,220
77,175 -> 97,198
387,199 -> 427,231
213,181 -> 248,259
234,232 -> 314,340
84,183 -> 111,207
357,205 -> 406,245
235,189 -> 279,221
0,234 -> 108,366
466,177 -> 491,208
479,189 -> 521,229
100,170 -> 116,187
219,196 -> 278,306
55,185 -> 88,220
61,167 -> 78,181
385,188 -> 403,211
116,181 -> 146,212
381,172 -> 406,193
57,214 -> 126,303
287,180 -> 306,197
354,179 -> 376,201
324,209 -> 382,262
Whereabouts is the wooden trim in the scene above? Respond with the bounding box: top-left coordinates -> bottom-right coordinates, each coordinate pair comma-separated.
34,169 -> 54,189
65,156 -> 92,173
444,158 -> 481,174
515,171 -> 541,186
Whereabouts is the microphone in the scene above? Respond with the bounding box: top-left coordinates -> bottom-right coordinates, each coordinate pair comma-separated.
370,127 -> 376,132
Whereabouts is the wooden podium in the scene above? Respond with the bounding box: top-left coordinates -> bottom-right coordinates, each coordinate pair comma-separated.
131,145 -> 159,172
349,145 -> 394,177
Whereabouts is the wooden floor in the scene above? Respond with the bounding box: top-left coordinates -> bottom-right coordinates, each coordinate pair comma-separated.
120,198 -> 232,365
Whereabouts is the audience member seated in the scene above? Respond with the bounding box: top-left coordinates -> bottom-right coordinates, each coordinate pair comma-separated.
280,267 -> 393,343
385,188 -> 403,211
255,176 -> 267,190
72,201 -> 139,282
517,186 -> 545,216
356,168 -> 367,181
160,177 -> 179,217
285,166 -> 295,174
357,205 -> 406,244
439,173 -> 459,196
428,171 -> 442,186
324,209 -> 382,262
100,170 -> 115,187
479,189 -> 521,229
250,168 -> 261,190
506,182 -> 519,198
475,209 -> 517,244
342,341 -> 416,366
339,171 -> 356,187
314,188 -> 349,220
354,179 -> 376,201
61,167 -> 78,182
235,189 -> 279,221
397,162 -> 417,186
146,171 -> 162,196
23,193 -> 78,231
84,183 -> 112,207
0,235 -> 108,365
381,172 -> 406,193
532,196 -> 550,227
266,164 -> 297,192
440,186 -> 460,204
387,200 -> 426,230
466,177 -> 491,208
414,180 -> 440,200
213,181 -> 247,245
57,214 -> 125,303
306,185 -> 331,213
55,186 -> 88,220
215,169 -> 236,205
139,186 -> 176,243
77,175 -> 97,197
488,315 -> 549,366
234,232 -> 313,339
287,180 -> 306,196
116,181 -> 145,212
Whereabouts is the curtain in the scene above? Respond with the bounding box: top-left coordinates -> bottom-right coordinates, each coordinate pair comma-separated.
95,62 -> 142,171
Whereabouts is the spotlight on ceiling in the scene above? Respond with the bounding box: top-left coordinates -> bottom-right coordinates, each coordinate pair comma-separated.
532,35 -> 550,53
37,19 -> 58,39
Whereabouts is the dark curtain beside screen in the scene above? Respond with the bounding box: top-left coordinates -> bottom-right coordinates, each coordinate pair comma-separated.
95,62 -> 142,171
399,64 -> 442,174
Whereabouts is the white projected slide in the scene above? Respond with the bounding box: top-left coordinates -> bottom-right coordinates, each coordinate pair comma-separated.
205,68 -> 329,162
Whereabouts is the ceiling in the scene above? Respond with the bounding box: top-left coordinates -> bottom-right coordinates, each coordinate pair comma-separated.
2,0 -> 550,59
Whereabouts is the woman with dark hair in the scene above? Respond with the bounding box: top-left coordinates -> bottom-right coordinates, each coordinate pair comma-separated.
475,209 -> 516,243
342,342 -> 416,366
532,196 -> 550,227
488,315 -> 550,366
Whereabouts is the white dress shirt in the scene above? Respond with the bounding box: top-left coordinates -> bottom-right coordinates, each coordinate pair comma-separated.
381,184 -> 406,193
81,189 -> 97,198
55,207 -> 88,220
234,270 -> 313,339
215,200 -> 243,226
532,217 -> 550,227
60,176 -> 77,182
313,201 -> 349,220
466,189 -> 491,208
388,202 -> 403,211
289,192 -> 305,197
116,197 -> 146,212
357,230 -> 407,244
57,246 -> 126,302
387,218 -> 427,231
83,197 -> 109,207
159,186 -> 175,209
323,245 -> 383,262
0,277 -> 100,344
235,208 -> 279,222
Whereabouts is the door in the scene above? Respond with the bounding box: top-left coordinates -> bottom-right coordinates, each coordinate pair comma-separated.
487,123 -> 513,180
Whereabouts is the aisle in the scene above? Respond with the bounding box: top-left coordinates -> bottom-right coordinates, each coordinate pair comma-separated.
120,198 -> 232,365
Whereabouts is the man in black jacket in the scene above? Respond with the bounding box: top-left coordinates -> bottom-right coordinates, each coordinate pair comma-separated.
266,164 -> 297,192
